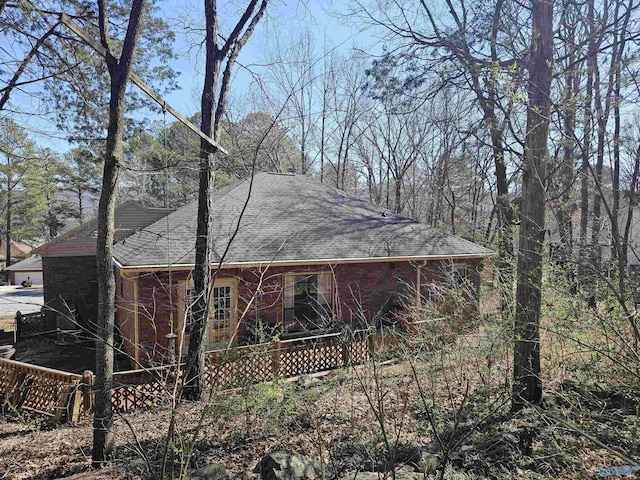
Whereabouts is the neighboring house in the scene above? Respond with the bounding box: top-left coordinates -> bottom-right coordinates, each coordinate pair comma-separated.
35,173 -> 494,368
4,255 -> 43,285
548,195 -> 640,269
0,239 -> 33,270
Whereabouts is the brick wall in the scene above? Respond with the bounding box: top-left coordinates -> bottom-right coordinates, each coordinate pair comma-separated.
135,272 -> 177,364
134,260 -> 446,354
128,259 -> 487,368
42,256 -> 98,332
41,257 -> 482,369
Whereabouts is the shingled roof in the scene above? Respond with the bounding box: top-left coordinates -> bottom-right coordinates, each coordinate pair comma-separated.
34,201 -> 174,257
113,173 -> 493,268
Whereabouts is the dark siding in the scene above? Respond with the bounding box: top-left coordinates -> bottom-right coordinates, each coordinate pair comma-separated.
42,256 -> 98,332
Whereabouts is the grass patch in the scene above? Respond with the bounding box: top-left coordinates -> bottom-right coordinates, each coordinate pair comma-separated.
0,314 -> 15,331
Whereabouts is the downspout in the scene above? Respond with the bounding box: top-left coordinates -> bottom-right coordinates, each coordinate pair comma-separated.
134,276 -> 140,366
416,260 -> 427,311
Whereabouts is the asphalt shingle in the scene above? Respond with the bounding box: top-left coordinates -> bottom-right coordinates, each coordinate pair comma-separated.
113,173 -> 494,267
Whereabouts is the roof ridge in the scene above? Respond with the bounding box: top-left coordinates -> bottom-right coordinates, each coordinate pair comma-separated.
117,198 -> 175,213
292,174 -> 419,222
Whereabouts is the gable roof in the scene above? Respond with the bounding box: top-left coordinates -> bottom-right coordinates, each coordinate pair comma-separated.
113,173 -> 494,268
0,240 -> 32,260
34,200 -> 174,257
4,254 -> 42,271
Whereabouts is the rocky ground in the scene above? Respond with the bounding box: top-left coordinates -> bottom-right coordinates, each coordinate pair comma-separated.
1,342 -> 639,480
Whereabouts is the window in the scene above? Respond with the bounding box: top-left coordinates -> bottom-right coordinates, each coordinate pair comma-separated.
283,272 -> 333,328
211,285 -> 231,330
184,278 -> 237,348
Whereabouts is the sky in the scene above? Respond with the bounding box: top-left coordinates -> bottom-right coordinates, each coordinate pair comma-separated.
11,0 -> 376,154
157,0 -> 374,119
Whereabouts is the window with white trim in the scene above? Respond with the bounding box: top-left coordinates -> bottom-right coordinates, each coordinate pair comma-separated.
184,278 -> 237,347
211,285 -> 232,330
283,272 -> 333,327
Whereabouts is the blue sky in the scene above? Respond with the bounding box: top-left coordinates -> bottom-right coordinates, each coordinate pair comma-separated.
6,0 -> 376,154
158,0 -> 372,118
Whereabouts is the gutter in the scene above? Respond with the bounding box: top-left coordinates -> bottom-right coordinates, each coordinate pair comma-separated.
113,252 -> 496,273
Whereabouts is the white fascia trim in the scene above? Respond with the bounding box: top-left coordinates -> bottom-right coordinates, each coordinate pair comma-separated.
114,252 -> 496,273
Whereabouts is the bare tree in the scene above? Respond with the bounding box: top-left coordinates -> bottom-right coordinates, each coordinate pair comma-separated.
184,0 -> 268,401
513,0 -> 554,410
266,30 -> 317,174
92,0 -> 145,466
349,0 -> 528,317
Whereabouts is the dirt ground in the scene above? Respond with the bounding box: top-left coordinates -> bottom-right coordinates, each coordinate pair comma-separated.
12,335 -> 96,373
0,315 -> 14,331
1,326 -> 638,480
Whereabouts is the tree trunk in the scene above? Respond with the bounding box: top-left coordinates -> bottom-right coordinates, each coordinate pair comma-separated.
394,177 -> 402,214
556,12 -> 578,289
512,0 -> 553,411
5,156 -> 11,273
78,187 -> 84,225
92,0 -> 145,467
183,0 -> 220,401
183,0 -> 267,401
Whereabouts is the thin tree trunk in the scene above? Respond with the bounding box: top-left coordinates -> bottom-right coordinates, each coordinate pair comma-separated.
589,0 -> 614,280
578,0 -> 596,291
394,177 -> 402,214
557,13 -> 578,289
92,0 -> 145,467
5,156 -> 11,272
183,0 -> 220,401
78,187 -> 84,224
513,0 -> 553,411
608,0 -> 632,318
183,0 -> 267,401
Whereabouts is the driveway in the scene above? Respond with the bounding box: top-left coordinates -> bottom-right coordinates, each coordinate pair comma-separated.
0,285 -> 44,316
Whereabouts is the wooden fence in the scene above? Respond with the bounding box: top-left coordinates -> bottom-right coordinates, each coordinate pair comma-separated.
111,329 -> 398,412
203,330 -> 375,388
0,358 -> 89,422
1,329 -> 402,421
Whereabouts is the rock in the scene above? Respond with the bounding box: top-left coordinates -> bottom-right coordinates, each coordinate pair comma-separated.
416,452 -> 440,474
340,466 -> 425,480
254,452 -> 325,480
191,463 -> 230,480
394,465 -> 423,480
340,473 -> 377,480
296,375 -> 319,388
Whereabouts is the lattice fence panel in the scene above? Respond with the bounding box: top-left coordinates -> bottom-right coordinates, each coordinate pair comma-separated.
111,368 -> 178,413
279,341 -> 344,377
0,358 -> 81,420
0,360 -> 14,391
346,338 -> 370,366
112,381 -> 169,413
205,348 -> 273,389
18,373 -> 74,415
16,312 -> 45,339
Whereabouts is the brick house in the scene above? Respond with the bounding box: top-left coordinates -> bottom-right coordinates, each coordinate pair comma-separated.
36,173 -> 493,368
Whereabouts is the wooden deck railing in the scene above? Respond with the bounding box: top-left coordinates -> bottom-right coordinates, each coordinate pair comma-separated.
1,328 -> 404,419
0,358 -> 87,422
